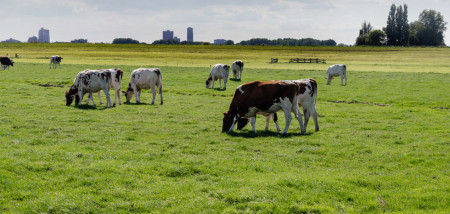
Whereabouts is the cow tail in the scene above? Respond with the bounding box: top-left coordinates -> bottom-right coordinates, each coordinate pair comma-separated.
310,78 -> 318,104
157,70 -> 163,94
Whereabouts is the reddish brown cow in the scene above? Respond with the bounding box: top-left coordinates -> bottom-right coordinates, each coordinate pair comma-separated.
222,80 -> 302,134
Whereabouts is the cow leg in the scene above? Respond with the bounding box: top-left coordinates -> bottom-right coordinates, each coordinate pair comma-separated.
282,110 -> 293,134
250,117 -> 257,132
115,88 -> 121,105
223,79 -> 227,90
103,88 -> 112,108
311,105 -> 319,132
326,74 -> 331,85
219,79 -> 222,89
344,73 -> 347,85
264,115 -> 271,131
151,85 -> 156,105
158,84 -> 163,105
97,92 -> 103,105
272,113 -> 281,133
211,79 -> 215,89
303,108 -> 310,133
340,74 -> 344,86
86,93 -> 97,106
77,91 -> 85,106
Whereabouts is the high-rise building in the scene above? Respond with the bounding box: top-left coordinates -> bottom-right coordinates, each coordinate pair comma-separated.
187,27 -> 193,42
163,30 -> 174,40
38,28 -> 50,43
27,36 -> 38,43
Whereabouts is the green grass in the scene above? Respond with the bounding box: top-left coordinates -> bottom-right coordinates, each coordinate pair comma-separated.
0,44 -> 449,213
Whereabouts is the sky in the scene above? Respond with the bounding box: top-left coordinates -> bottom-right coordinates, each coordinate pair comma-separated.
1,0 -> 449,45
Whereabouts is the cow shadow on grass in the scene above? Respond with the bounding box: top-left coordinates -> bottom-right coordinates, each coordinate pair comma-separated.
229,78 -> 242,82
71,104 -> 109,110
123,102 -> 155,106
212,88 -> 227,91
226,130 -> 310,138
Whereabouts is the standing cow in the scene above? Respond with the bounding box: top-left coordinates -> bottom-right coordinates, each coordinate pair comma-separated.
222,80 -> 303,134
122,68 -> 163,105
86,68 -> 123,106
50,55 -> 63,69
231,60 -> 244,80
326,64 -> 347,85
206,64 -> 230,90
65,69 -> 113,108
236,79 -> 319,134
1,56 -> 14,70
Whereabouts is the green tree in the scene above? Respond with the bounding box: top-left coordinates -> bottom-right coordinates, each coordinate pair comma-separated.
386,4 -> 397,45
367,30 -> 386,46
355,21 -> 373,45
415,10 -> 447,46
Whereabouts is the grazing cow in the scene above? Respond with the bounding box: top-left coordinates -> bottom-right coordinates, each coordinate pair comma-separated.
65,69 -> 112,107
222,80 -> 302,134
86,68 -> 123,106
231,60 -> 244,80
1,56 -> 14,70
50,55 -> 63,69
122,68 -> 163,105
326,64 -> 347,85
237,79 -> 319,133
206,64 -> 230,90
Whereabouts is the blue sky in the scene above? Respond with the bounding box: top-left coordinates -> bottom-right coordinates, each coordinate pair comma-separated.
1,0 -> 449,45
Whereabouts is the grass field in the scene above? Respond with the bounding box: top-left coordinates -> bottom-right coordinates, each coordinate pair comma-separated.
0,44 -> 449,213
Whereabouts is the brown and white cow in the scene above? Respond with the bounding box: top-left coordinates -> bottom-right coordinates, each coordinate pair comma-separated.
86,68 -> 123,106
235,79 -> 319,134
206,64 -> 230,90
222,80 -> 302,134
65,69 -> 112,107
122,68 -> 163,105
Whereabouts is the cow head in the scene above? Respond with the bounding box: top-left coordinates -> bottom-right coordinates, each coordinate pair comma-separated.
205,77 -> 213,88
10,60 -> 14,67
222,112 -> 237,132
65,86 -> 77,106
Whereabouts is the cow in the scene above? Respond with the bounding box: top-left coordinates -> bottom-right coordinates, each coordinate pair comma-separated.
1,56 -> 14,70
222,80 -> 303,134
231,60 -> 244,80
50,55 -> 63,69
86,68 -> 123,106
122,68 -> 163,105
326,64 -> 347,85
236,79 -> 319,134
206,64 -> 230,90
65,69 -> 112,108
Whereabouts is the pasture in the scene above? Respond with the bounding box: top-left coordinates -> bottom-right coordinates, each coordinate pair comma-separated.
0,44 -> 449,213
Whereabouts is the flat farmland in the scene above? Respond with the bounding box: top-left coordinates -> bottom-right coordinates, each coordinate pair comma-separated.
0,44 -> 448,213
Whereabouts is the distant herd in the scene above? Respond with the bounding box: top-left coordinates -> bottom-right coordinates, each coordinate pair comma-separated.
2,55 -> 348,134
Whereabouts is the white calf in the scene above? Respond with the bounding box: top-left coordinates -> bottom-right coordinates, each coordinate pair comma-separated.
231,60 -> 244,80
65,69 -> 112,107
122,68 -> 163,105
326,64 -> 347,85
50,55 -> 62,69
86,68 -> 123,106
206,64 -> 230,90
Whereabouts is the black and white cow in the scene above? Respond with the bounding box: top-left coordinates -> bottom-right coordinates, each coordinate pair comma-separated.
122,68 -> 163,105
1,56 -> 14,70
231,60 -> 244,80
86,68 -> 123,106
206,64 -> 230,90
222,80 -> 302,134
326,64 -> 347,85
65,69 -> 112,107
50,55 -> 63,69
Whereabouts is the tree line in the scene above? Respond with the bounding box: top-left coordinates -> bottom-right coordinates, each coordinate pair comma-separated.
112,37 -> 336,46
356,4 -> 447,46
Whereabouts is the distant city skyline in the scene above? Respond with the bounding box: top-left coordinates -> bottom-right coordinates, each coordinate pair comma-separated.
1,1 -> 449,45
